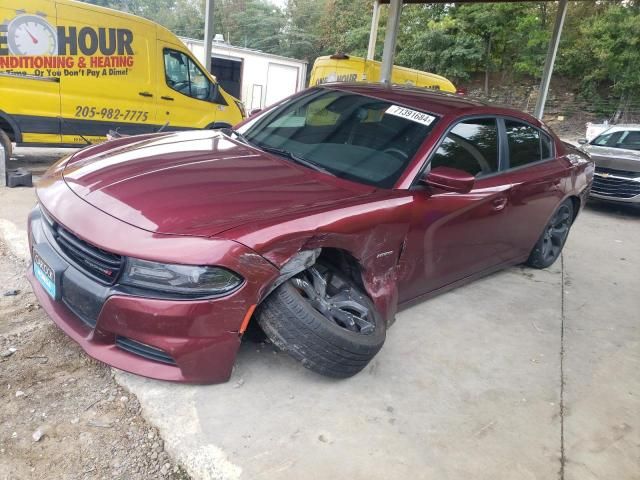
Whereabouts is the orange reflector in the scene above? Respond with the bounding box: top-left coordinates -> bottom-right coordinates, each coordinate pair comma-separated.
238,304 -> 257,335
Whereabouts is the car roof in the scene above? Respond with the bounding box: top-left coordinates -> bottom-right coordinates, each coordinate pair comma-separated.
319,82 -> 538,123
598,124 -> 640,134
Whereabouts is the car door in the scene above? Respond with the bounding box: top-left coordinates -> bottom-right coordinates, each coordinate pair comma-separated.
498,119 -> 571,259
398,117 -> 514,302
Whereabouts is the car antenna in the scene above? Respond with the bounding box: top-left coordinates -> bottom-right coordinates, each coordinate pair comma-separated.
156,121 -> 170,133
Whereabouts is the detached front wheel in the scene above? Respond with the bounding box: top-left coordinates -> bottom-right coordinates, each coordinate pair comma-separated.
257,262 -> 386,378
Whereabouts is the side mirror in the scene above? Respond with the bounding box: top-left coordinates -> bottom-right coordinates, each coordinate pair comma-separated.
421,166 -> 475,194
249,108 -> 262,116
577,138 -> 588,145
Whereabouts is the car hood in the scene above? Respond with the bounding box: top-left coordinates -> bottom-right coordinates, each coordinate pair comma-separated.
62,130 -> 372,237
583,145 -> 640,173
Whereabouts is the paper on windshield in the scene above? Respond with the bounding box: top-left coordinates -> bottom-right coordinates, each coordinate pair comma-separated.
385,105 -> 435,126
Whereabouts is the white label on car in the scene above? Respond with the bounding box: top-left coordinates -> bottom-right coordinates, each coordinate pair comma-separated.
385,105 -> 435,126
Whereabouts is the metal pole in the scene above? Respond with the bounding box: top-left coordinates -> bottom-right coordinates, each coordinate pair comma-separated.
367,0 -> 381,61
380,0 -> 402,85
203,0 -> 215,72
534,0 -> 568,119
0,142 -> 6,187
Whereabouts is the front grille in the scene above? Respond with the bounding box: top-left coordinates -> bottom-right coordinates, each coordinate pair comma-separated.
51,223 -> 123,284
595,166 -> 640,178
592,169 -> 640,199
115,336 -> 177,365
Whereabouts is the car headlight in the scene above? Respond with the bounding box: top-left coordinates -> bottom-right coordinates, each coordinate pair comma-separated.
121,258 -> 242,296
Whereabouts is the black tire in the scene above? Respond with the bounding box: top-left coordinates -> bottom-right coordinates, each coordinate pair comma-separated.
0,129 -> 11,167
526,199 -> 574,269
257,263 -> 386,378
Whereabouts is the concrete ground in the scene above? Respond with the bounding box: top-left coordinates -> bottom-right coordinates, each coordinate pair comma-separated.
1,148 -> 638,480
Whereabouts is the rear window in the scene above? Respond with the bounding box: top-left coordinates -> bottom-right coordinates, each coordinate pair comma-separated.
506,120 -> 552,168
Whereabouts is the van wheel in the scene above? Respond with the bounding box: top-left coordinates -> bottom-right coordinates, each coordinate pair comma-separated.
0,129 -> 12,167
257,262 -> 386,378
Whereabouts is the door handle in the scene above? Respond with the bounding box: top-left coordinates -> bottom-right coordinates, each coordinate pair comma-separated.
492,197 -> 508,211
138,91 -> 153,97
161,96 -> 174,101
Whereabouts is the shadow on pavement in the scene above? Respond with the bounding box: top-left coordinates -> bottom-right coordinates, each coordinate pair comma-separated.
585,198 -> 640,219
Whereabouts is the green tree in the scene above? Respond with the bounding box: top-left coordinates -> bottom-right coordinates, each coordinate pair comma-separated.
558,2 -> 640,102
280,0 -> 324,62
319,0 -> 374,57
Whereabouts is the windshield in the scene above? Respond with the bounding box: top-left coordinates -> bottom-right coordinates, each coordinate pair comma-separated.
237,88 -> 438,188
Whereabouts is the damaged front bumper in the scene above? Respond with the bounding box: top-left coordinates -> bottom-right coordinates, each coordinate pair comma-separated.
27,205 -> 278,384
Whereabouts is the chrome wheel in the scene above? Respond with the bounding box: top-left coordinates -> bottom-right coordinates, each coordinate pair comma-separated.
291,265 -> 375,335
540,204 -> 572,262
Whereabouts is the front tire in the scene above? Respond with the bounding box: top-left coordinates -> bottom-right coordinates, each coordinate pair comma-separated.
526,199 -> 574,269
257,263 -> 386,378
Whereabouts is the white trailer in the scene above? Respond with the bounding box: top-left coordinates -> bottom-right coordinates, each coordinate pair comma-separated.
180,37 -> 307,111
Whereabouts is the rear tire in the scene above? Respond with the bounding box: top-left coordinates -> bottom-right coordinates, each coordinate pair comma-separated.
0,129 -> 12,168
526,199 -> 574,269
257,262 -> 386,378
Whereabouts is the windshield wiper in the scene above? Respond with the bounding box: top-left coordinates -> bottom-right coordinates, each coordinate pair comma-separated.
256,144 -> 335,176
219,127 -> 252,146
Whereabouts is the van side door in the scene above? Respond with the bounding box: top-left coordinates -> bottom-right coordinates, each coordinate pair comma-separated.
56,2 -> 157,143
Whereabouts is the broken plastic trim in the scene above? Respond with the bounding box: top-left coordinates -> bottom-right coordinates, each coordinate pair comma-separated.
265,248 -> 321,297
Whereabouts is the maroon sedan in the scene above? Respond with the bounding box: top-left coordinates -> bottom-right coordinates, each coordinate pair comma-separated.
28,84 -> 594,383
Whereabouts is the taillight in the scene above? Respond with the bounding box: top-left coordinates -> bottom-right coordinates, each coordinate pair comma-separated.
456,87 -> 467,96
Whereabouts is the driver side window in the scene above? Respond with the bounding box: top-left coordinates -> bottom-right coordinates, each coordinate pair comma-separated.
430,118 -> 499,177
164,49 -> 212,101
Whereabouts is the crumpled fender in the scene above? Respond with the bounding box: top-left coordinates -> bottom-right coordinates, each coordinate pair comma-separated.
227,192 -> 414,325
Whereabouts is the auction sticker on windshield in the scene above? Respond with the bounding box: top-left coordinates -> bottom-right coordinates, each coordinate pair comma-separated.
385,105 -> 435,126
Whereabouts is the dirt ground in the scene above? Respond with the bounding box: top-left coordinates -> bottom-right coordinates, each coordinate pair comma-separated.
0,241 -> 190,480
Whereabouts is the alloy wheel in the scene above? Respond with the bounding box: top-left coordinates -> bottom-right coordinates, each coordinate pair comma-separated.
540,204 -> 572,262
291,265 -> 375,335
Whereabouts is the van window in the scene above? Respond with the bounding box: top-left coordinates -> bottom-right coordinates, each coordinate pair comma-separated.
164,49 -> 211,101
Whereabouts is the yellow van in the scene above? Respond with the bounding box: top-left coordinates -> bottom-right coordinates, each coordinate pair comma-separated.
0,0 -> 244,161
309,54 -> 457,93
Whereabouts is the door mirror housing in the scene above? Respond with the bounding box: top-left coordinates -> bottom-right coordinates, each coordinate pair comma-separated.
577,138 -> 588,145
421,166 -> 475,194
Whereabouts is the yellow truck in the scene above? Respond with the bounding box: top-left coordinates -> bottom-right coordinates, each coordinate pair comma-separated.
0,0 -> 244,162
309,54 -> 457,93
